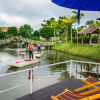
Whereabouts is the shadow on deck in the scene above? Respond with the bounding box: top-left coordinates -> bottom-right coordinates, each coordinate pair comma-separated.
16,78 -> 85,100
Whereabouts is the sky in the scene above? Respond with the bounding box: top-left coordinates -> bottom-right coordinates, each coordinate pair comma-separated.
0,0 -> 100,30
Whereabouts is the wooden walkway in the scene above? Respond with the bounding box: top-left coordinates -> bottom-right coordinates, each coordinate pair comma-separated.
16,78 -> 85,100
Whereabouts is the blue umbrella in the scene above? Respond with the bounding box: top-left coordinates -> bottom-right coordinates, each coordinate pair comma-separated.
51,0 -> 100,24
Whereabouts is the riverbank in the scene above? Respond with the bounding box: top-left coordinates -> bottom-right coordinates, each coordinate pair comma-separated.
52,43 -> 100,62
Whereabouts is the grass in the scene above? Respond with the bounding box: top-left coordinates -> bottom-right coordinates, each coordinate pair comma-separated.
52,43 -> 100,62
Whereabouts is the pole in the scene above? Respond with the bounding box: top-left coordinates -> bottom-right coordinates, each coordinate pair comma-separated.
77,23 -> 79,45
30,69 -> 32,94
70,61 -> 72,78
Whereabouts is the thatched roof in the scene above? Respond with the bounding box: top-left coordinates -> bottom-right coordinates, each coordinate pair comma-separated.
78,27 -> 100,35
0,27 -> 20,33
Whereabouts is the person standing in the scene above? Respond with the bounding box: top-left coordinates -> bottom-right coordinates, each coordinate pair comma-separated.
22,40 -> 25,48
37,42 -> 41,53
29,42 -> 34,59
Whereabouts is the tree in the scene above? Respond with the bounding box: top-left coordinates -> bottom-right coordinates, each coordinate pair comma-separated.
7,27 -> 18,37
72,11 -> 84,44
0,28 -> 4,39
67,15 -> 77,43
20,24 -> 33,38
34,30 -> 40,37
86,20 -> 95,27
72,11 -> 84,21
42,18 -> 57,38
40,27 -> 54,40
94,21 -> 100,27
59,17 -> 72,42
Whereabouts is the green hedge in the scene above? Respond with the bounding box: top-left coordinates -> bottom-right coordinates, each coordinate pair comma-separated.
67,35 -> 98,44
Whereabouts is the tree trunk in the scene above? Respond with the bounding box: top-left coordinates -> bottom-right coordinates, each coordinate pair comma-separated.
54,30 -> 56,37
58,32 -> 60,43
70,24 -> 73,43
98,33 -> 100,46
65,26 -> 68,43
82,35 -> 84,45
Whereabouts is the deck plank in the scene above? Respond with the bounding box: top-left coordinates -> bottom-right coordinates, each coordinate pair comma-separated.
16,78 -> 85,100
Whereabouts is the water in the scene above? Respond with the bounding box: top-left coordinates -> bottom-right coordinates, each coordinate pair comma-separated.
0,47 -> 99,100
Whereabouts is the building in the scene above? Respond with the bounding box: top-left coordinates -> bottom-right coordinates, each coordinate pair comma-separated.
0,27 -> 20,33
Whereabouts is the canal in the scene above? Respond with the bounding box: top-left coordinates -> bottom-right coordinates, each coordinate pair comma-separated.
0,46 -> 99,100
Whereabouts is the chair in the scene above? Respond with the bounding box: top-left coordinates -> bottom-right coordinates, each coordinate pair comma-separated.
51,89 -> 100,100
74,76 -> 100,95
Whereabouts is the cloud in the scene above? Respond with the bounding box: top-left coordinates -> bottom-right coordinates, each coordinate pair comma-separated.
0,12 -> 29,27
0,0 -> 99,30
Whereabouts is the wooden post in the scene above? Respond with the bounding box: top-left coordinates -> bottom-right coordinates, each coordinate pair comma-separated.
98,33 -> 100,45
89,34 -> 92,45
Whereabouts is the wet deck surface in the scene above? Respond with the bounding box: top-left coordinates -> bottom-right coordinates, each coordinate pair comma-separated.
16,78 -> 85,100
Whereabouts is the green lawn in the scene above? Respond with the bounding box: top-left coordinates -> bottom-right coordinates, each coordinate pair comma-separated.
52,43 -> 100,62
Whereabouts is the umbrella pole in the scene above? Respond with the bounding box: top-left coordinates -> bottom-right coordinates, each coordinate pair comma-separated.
77,23 -> 79,45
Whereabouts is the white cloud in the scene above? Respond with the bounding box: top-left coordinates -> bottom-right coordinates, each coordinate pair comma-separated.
0,0 -> 99,30
0,13 -> 29,27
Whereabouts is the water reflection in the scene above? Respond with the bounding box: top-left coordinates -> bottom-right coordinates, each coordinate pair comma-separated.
72,62 -> 100,79
0,47 -> 100,79
0,46 -> 100,100
58,71 -> 70,81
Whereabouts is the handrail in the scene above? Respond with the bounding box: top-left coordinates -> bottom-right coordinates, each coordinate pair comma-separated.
0,60 -> 99,97
72,60 -> 100,65
0,60 -> 70,77
0,60 -> 71,95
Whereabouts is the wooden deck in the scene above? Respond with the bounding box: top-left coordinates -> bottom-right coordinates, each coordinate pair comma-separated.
16,78 -> 85,100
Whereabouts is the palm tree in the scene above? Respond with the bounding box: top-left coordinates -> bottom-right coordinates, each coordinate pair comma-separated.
68,15 -> 77,43
72,11 -> 84,44
59,16 -> 72,42
72,11 -> 84,20
95,21 -> 100,27
41,18 -> 57,39
86,20 -> 95,27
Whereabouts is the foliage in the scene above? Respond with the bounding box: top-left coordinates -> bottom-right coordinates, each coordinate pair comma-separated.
7,41 -> 18,48
34,30 -> 40,37
86,20 -> 95,27
20,24 -> 33,38
0,28 -> 4,39
72,11 -> 84,21
7,27 -> 18,37
70,35 -> 98,44
40,27 -> 54,40
94,21 -> 100,27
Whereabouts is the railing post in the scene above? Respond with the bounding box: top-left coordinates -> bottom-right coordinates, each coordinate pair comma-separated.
70,61 -> 72,78
30,69 -> 32,94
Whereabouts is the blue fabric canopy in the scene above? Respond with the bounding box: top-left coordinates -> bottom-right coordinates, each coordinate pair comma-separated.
51,0 -> 100,11
52,0 -> 100,24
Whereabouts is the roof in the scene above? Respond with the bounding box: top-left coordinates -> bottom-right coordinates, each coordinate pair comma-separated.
78,27 -> 100,35
0,27 -> 20,33
0,27 -> 8,32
